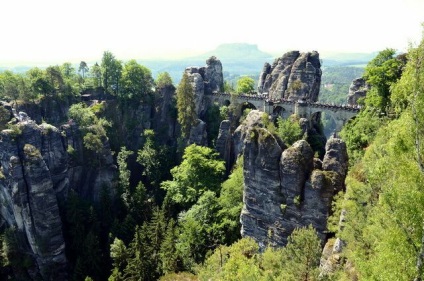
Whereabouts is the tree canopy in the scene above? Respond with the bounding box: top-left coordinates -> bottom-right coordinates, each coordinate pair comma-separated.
236,76 -> 255,94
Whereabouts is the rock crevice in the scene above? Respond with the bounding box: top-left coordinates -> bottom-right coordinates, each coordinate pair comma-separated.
239,110 -> 348,248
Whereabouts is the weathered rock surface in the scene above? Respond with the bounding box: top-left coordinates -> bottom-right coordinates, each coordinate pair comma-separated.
103,100 -> 153,151
0,121 -> 68,279
17,96 -> 76,126
152,84 -> 178,145
257,51 -> 322,102
0,115 -> 117,279
319,209 -> 347,277
186,56 -> 224,118
239,110 -> 348,248
188,119 -> 208,146
346,77 -> 369,106
215,120 -> 232,170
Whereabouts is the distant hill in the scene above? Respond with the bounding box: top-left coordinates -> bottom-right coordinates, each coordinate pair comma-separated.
321,52 -> 377,67
190,43 -> 273,61
140,43 -> 274,84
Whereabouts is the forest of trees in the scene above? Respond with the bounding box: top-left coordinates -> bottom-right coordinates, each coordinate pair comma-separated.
1,30 -> 424,280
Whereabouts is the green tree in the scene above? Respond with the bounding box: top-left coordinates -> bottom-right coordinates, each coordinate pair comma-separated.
79,61 -> 89,79
0,71 -> 19,103
217,157 -> 244,244
363,48 -> 406,113
101,51 -> 122,95
156,72 -> 173,89
177,191 -> 221,269
27,67 -> 52,99
121,60 -> 154,101
45,65 -> 64,96
68,103 -> 111,154
236,76 -> 255,94
176,72 -> 197,138
137,129 -> 171,198
198,237 -> 261,281
159,219 -> 179,275
89,62 -> 102,88
279,225 -> 322,281
161,144 -> 225,206
276,115 -> 303,146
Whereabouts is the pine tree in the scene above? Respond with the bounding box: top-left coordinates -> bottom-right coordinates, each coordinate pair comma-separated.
160,219 -> 179,275
176,72 -> 197,139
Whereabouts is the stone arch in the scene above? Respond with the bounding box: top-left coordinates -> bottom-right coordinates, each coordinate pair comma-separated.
310,110 -> 338,138
241,101 -> 257,112
238,102 -> 258,121
273,105 -> 285,117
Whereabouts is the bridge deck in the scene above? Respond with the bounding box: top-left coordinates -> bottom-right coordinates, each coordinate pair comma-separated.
211,92 -> 360,112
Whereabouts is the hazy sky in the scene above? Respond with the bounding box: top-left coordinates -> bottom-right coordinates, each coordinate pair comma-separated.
1,0 -> 423,65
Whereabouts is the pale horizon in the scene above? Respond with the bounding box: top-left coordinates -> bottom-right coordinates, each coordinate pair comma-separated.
1,0 -> 423,66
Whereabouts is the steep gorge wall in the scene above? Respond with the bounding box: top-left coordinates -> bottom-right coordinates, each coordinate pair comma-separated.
0,105 -> 117,279
236,110 -> 347,247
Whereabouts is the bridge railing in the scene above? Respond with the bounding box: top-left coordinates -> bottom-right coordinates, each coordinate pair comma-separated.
210,92 -> 361,112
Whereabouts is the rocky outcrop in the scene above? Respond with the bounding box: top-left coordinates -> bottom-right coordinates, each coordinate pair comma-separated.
319,210 -> 347,277
103,100 -> 153,151
0,121 -> 68,279
346,77 -> 369,106
188,119 -> 208,146
185,56 -> 224,118
215,120 -> 232,170
0,114 -> 117,279
240,110 -> 348,248
152,84 -> 178,145
257,51 -> 322,102
17,96 -> 76,126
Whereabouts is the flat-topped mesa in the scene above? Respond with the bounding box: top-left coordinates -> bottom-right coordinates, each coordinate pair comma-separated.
258,51 -> 322,102
185,56 -> 224,118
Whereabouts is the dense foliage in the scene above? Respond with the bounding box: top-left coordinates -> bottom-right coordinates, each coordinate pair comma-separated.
326,34 -> 424,280
2,34 -> 424,281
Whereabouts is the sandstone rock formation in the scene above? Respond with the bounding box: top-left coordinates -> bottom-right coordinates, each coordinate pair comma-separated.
0,114 -> 117,279
239,110 -> 348,248
257,51 -> 322,102
0,121 -> 68,279
346,77 -> 369,106
185,56 -> 224,118
188,119 -> 208,146
215,120 -> 232,171
152,84 -> 178,146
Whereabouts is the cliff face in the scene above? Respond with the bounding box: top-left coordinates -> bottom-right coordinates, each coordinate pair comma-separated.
239,110 -> 347,248
257,51 -> 322,102
0,121 -> 68,279
0,110 -> 117,279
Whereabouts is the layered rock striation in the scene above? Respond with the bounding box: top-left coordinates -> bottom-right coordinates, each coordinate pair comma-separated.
0,108 -> 117,279
239,110 -> 347,248
257,51 -> 322,102
0,121 -> 68,279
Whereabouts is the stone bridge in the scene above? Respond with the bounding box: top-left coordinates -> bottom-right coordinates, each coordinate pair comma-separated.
208,92 -> 360,132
